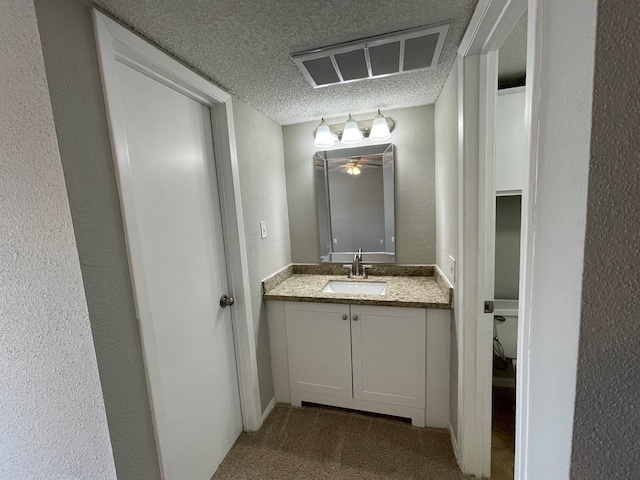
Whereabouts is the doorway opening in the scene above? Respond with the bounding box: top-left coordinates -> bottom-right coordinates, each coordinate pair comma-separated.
455,0 -> 532,477
490,12 -> 527,479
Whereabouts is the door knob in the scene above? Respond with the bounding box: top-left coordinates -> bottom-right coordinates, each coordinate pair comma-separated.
352,315 -> 359,321
220,295 -> 235,307
342,314 -> 348,320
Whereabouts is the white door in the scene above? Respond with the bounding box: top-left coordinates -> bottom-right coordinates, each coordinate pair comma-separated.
285,302 -> 352,398
113,60 -> 242,479
351,305 -> 425,408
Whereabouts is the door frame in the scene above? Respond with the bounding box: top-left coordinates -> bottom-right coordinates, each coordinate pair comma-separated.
455,0 -> 537,477
92,10 -> 262,445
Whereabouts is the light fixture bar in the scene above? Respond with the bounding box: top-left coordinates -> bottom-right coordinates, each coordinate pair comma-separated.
325,117 -> 394,138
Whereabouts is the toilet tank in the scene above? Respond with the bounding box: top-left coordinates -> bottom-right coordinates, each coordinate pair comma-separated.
494,299 -> 518,359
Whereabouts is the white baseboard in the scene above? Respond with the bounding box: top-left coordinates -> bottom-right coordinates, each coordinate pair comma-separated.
260,397 -> 276,424
291,390 -> 426,427
448,422 -> 460,462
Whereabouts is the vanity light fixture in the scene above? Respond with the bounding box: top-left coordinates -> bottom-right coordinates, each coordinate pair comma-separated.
313,117 -> 335,148
313,111 -> 395,147
340,114 -> 363,144
369,109 -> 392,141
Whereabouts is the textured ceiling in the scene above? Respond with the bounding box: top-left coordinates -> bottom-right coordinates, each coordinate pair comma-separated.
93,0 -> 478,125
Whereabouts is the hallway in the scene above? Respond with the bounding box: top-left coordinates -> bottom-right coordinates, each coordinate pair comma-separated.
213,404 -> 471,479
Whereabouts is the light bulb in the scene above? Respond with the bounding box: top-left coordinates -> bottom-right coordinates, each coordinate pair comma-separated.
341,114 -> 363,144
369,109 -> 391,141
314,118 -> 334,148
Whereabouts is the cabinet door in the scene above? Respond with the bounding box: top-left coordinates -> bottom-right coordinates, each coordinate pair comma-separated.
285,302 -> 352,398
351,305 -> 426,408
495,87 -> 526,195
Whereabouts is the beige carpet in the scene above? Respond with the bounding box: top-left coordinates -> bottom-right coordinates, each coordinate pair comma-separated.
213,403 -> 472,479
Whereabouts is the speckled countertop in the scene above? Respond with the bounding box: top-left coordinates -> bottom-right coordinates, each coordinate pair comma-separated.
262,265 -> 452,309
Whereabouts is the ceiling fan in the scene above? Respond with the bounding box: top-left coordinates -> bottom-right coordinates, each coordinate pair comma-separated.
339,154 -> 383,176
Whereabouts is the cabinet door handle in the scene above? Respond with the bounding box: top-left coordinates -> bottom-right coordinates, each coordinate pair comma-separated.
342,314 -> 348,320
352,315 -> 359,321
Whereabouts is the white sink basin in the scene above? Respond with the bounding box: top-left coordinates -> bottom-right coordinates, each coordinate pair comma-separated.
321,280 -> 387,295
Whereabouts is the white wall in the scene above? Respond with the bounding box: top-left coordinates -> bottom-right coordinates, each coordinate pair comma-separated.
570,0 -> 640,477
33,0 -> 162,477
494,196 -> 521,300
283,106 -> 436,264
232,97 -> 292,412
0,0 -> 117,477
434,61 -> 459,442
522,0 -> 597,477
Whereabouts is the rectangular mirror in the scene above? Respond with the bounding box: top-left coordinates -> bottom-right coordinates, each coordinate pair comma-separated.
315,143 -> 395,263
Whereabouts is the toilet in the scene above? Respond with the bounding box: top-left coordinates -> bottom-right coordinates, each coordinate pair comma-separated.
493,299 -> 518,387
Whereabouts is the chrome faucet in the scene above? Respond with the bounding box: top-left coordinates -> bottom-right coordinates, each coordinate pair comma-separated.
350,248 -> 366,279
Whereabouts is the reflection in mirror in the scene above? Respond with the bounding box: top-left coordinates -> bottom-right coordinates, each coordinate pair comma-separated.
315,144 -> 395,263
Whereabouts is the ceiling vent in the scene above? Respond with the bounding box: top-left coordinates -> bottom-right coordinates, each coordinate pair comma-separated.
292,22 -> 451,88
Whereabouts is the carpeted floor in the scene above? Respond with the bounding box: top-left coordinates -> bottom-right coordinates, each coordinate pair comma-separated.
212,403 -> 472,479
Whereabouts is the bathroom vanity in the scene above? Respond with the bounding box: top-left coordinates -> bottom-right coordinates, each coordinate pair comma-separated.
263,265 -> 452,428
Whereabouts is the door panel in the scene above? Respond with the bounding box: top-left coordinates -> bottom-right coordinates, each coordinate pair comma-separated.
351,305 -> 426,408
285,302 -> 352,398
115,60 -> 242,479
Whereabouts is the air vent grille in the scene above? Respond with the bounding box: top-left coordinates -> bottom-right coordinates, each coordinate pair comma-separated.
335,50 -> 368,81
292,22 -> 450,88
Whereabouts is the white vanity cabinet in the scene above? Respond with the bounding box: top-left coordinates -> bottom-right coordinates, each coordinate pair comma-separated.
350,305 -> 425,409
495,86 -> 526,195
274,301 -> 448,428
285,302 -> 353,398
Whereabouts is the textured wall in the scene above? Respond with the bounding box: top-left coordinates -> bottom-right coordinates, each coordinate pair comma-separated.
570,0 -> 640,477
283,105 -> 436,264
32,0 -> 162,477
434,62 -> 459,284
524,0 -> 597,477
494,196 -> 521,300
434,61 -> 459,442
232,97 -> 292,412
0,0 -> 116,477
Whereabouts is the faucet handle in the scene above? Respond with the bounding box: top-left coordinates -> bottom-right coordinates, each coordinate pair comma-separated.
361,264 -> 372,279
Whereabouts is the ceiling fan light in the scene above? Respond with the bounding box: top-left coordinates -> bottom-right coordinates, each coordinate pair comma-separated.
341,114 -> 363,144
314,118 -> 334,148
346,163 -> 361,175
369,109 -> 391,141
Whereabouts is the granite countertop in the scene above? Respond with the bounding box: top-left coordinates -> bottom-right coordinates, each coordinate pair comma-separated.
262,265 -> 452,309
